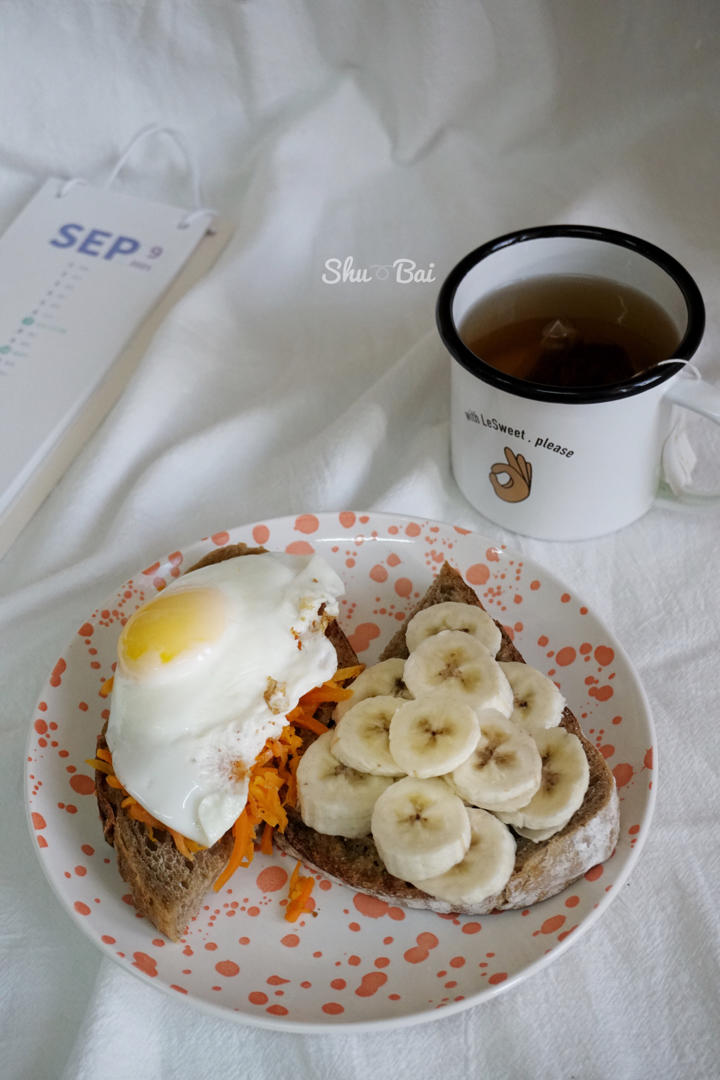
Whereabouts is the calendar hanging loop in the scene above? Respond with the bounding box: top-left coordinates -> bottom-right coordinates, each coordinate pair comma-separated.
105,124 -> 218,230
58,124 -> 218,229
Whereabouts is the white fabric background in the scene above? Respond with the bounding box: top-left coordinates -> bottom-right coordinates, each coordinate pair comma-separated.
2,2 -> 720,1077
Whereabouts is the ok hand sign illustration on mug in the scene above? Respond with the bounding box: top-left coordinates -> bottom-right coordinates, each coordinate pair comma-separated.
489,447 -> 533,503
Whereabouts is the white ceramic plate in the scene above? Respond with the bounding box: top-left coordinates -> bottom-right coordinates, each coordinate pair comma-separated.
25,512 -> 655,1031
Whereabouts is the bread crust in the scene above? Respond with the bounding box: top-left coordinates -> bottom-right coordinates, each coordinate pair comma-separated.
275,562 -> 620,914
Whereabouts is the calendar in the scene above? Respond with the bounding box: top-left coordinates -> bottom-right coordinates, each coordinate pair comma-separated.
0,170 -> 232,557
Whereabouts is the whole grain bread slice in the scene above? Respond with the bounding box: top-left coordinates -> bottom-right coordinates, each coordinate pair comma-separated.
94,543 -> 360,941
276,562 -> 620,914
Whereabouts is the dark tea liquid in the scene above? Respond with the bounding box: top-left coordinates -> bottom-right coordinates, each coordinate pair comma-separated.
460,275 -> 681,388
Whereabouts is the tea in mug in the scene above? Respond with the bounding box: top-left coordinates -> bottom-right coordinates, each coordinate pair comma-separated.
460,275 -> 681,389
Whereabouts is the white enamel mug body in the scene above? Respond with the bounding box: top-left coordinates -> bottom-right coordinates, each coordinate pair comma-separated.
437,226 -> 720,541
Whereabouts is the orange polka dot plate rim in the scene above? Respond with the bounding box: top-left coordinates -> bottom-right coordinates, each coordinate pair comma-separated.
24,511 -> 655,1031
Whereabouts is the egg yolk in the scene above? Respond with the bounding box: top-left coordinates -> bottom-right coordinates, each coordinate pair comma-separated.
119,587 -> 227,673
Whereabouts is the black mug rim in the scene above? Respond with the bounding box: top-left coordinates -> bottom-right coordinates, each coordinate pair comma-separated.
436,224 -> 706,404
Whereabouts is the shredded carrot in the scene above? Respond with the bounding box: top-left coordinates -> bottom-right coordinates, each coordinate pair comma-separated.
253,746 -> 274,768
260,822 -> 274,855
86,756 -> 113,775
285,708 -> 328,736
170,829 -> 205,860
333,664 -> 364,681
285,861 -> 315,922
214,810 -> 254,891
298,684 -> 353,707
125,801 -> 158,827
247,768 -> 288,832
124,800 -> 157,843
100,676 -> 114,698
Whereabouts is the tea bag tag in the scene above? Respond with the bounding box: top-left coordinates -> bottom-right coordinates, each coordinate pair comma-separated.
0,126 -> 234,558
663,421 -> 698,495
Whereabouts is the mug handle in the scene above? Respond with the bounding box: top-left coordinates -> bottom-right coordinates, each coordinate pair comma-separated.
656,372 -> 720,508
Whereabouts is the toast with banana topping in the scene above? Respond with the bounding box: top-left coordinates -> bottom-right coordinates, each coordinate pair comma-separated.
276,562 -> 620,914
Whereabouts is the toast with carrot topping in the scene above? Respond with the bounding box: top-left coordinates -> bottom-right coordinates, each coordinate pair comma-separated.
93,543 -> 360,941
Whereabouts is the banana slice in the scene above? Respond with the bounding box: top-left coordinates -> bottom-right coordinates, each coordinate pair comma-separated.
448,709 -> 542,812
500,661 -> 565,732
334,658 -> 411,721
297,730 -> 394,837
403,630 -> 513,716
496,727 -> 590,831
331,695 -> 406,776
411,807 -> 516,905
388,693 -> 480,778
406,601 -> 502,658
371,776 -> 471,881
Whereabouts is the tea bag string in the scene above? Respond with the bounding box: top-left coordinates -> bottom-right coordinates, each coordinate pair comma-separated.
56,124 -> 218,231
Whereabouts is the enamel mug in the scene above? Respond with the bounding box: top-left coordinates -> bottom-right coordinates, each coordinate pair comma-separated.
437,225 -> 720,540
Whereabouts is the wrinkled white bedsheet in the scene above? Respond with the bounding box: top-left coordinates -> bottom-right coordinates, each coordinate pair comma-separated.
2,3 -> 719,1078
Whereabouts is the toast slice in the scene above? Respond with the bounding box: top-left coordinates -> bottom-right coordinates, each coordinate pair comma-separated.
94,544 -> 360,941
276,562 -> 620,914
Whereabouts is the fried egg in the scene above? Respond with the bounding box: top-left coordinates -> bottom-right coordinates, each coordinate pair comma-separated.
106,552 -> 345,847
